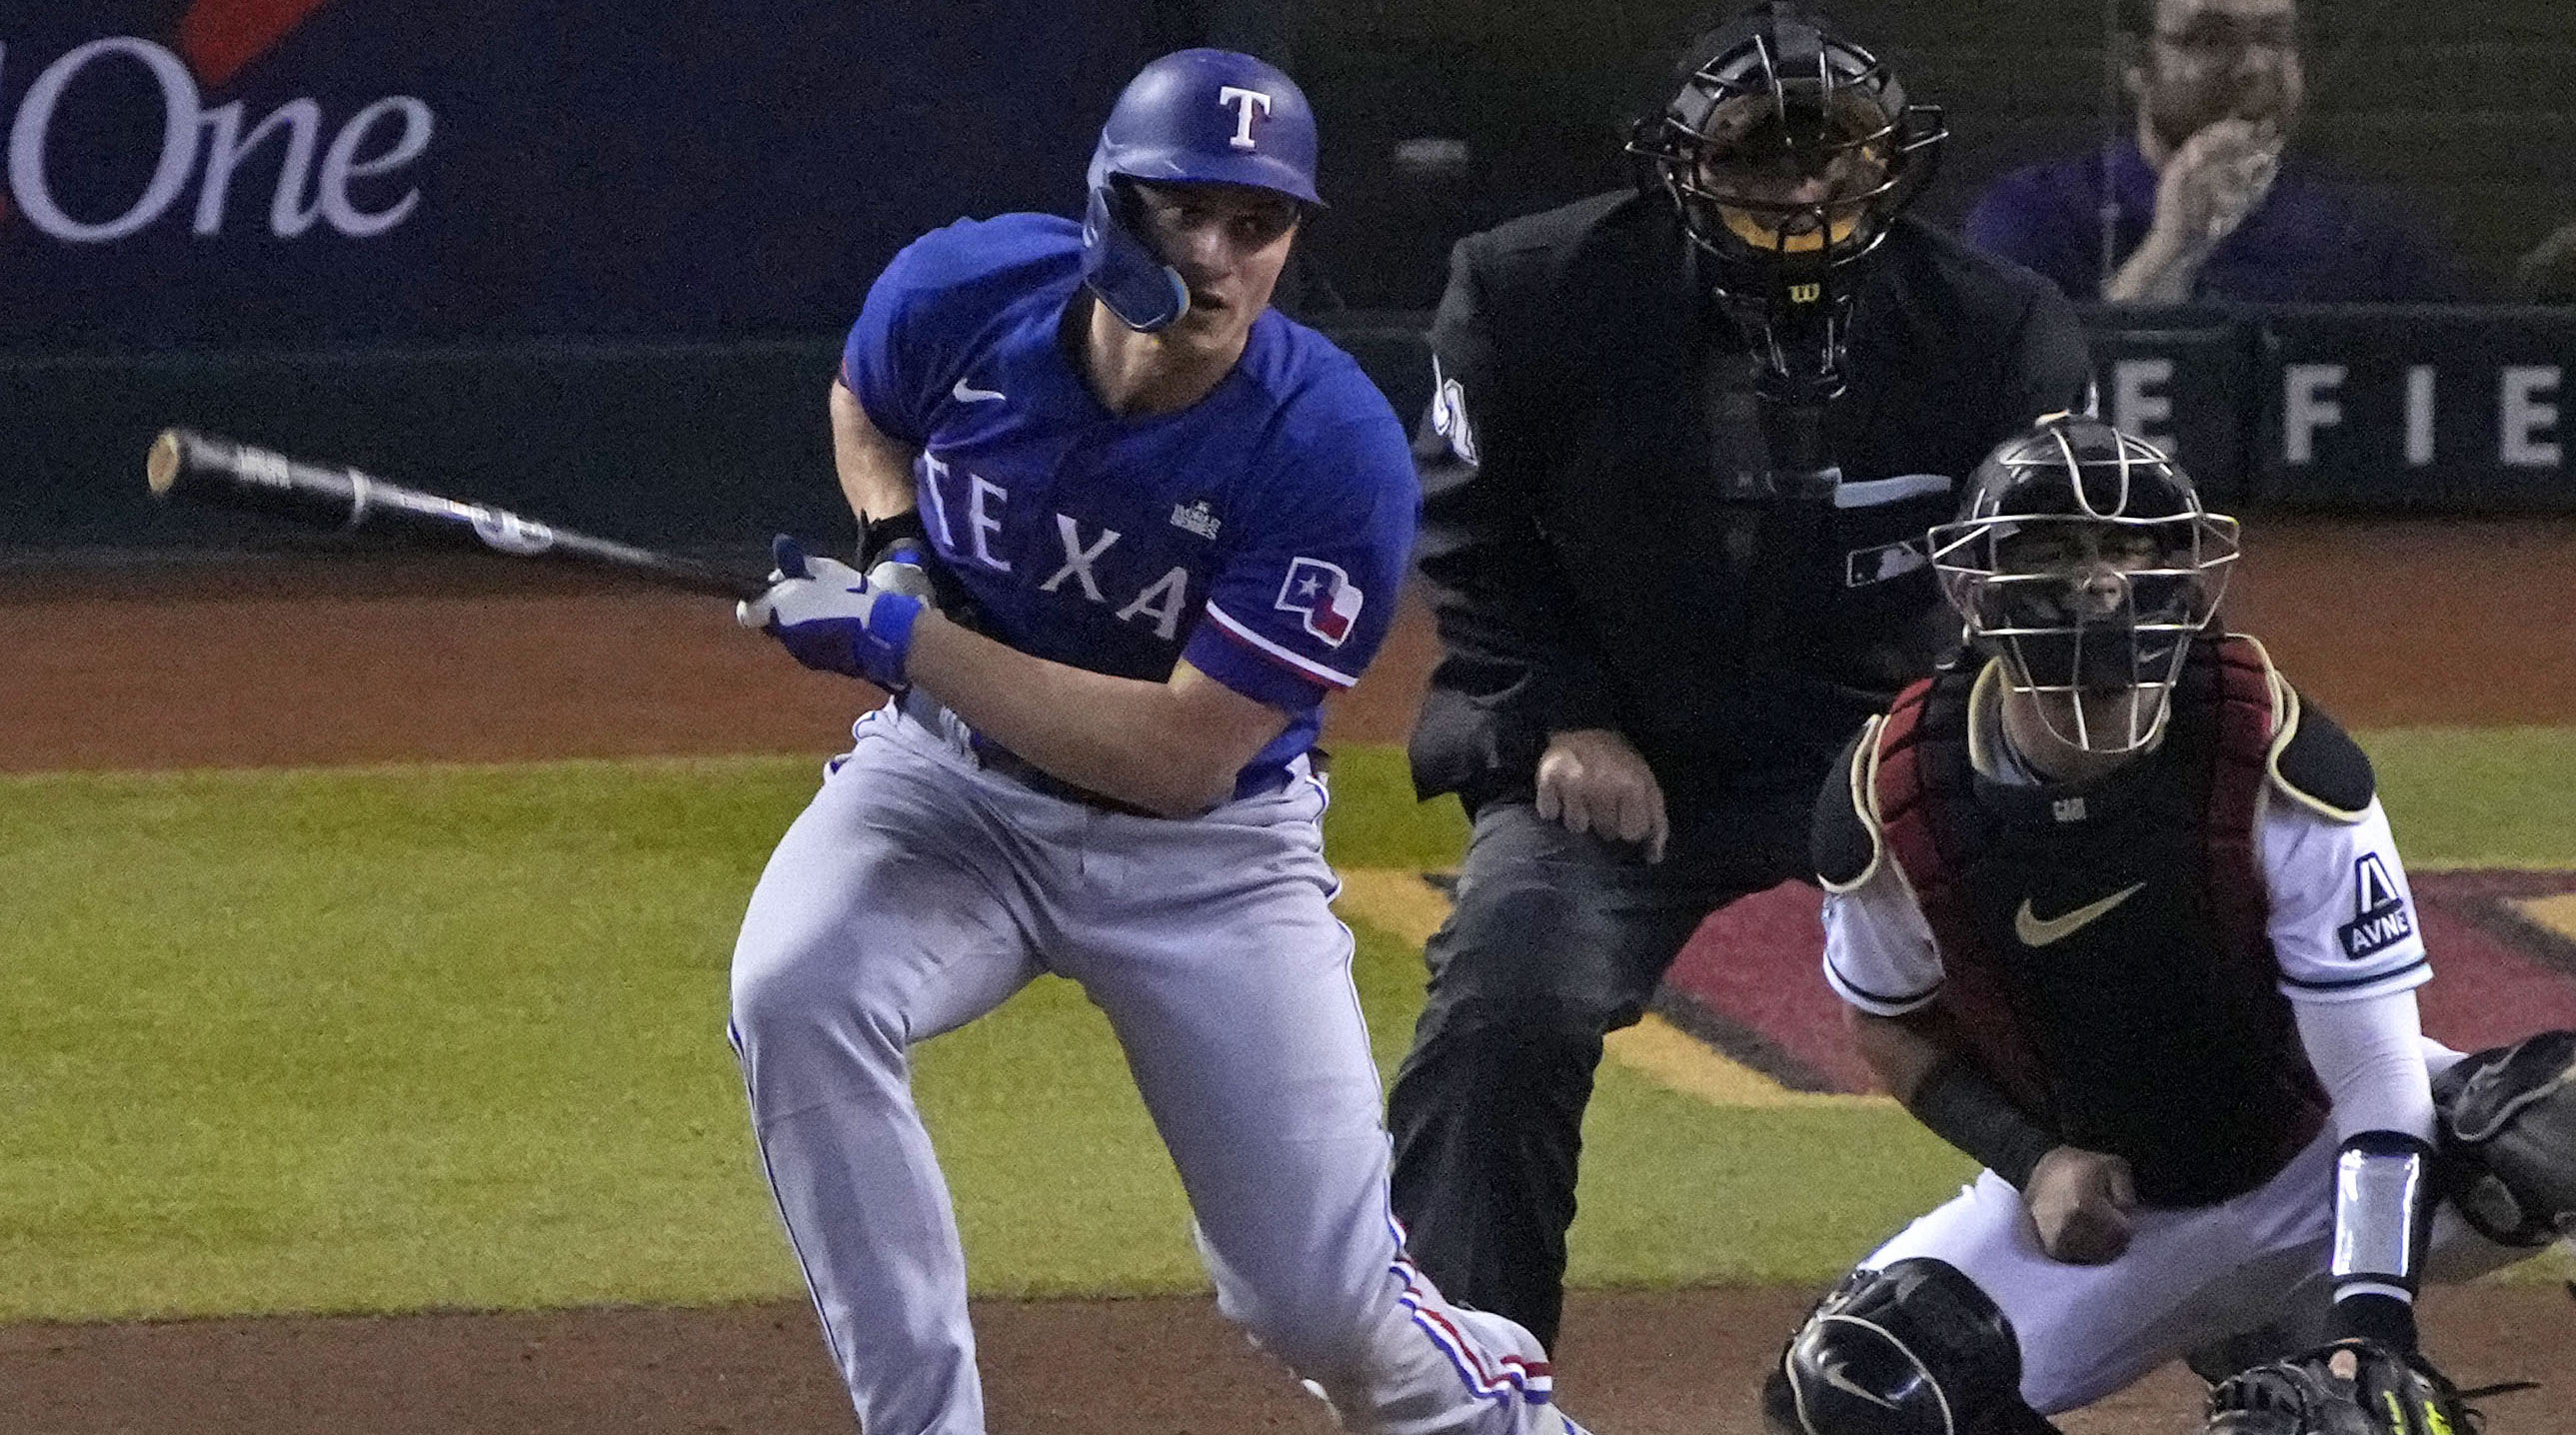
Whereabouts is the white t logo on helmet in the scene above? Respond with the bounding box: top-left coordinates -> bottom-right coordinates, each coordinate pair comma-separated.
1218,86 -> 1273,150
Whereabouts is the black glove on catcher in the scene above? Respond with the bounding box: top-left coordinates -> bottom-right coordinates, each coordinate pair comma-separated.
2203,1340 -> 2477,1435
2433,1028 -> 2576,1247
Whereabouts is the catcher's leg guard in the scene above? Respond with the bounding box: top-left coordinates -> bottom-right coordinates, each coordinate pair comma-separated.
1761,1258 -> 2062,1435
2432,1028 -> 2576,1246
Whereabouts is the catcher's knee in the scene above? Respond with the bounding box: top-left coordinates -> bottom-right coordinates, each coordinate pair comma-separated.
2434,1028 -> 2576,1246
1762,1259 -> 2058,1435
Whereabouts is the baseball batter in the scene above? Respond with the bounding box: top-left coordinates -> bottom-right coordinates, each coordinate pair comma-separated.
1760,416 -> 2576,1435
727,50 -> 1587,1435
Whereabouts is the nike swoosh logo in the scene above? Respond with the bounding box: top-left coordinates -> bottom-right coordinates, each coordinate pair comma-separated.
952,379 -> 1006,403
2015,882 -> 2146,947
1816,1359 -> 1897,1410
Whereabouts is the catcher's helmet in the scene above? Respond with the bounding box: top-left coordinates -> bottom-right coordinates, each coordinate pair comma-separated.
1927,414 -> 2240,754
1082,49 -> 1322,333
1627,2 -> 1943,401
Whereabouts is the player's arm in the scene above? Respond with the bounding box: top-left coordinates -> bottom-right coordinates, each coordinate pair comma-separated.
831,379 -> 919,528
1411,234 -> 1619,741
1855,995 -> 2139,1265
1813,752 -> 2134,1262
906,629 -> 1288,816
832,237 -> 956,561
2289,988 -> 2437,1349
1415,235 -> 1668,845
926,405 -> 1416,817
2259,718 -> 2441,1346
746,548 -> 1297,817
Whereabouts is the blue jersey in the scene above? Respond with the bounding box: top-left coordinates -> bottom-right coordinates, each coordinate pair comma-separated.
839,214 -> 1417,793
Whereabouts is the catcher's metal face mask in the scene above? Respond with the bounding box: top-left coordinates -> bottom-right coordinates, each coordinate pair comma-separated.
1627,1 -> 1943,403
1929,417 -> 2239,754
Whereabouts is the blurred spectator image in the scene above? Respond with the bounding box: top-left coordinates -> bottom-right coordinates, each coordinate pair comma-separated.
1965,0 -> 2469,303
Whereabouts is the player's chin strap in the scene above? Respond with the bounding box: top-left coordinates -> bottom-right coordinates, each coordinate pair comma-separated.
2326,1130 -> 2437,1351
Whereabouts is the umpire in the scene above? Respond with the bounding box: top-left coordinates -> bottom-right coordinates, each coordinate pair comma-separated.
1386,0 -> 2094,1351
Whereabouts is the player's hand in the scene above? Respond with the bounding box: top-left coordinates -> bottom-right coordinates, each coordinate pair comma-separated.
2149,117 -> 2283,254
737,535 -> 924,691
1535,727 -> 1669,863
2023,1145 -> 2137,1264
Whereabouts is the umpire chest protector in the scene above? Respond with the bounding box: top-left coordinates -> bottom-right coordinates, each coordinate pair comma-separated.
1860,636 -> 2339,1206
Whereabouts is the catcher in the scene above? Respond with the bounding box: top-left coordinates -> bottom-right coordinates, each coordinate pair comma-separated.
1761,413 -> 2576,1435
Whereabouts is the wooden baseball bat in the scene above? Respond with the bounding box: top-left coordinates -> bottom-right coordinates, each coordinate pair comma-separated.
145,429 -> 769,600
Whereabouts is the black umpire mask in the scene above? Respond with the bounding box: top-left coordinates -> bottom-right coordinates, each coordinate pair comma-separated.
1629,1 -> 1944,407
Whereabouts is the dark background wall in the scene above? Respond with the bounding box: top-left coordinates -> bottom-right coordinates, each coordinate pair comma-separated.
1288,0 -> 2576,309
11,0 -> 2570,349
6,1 -> 2573,556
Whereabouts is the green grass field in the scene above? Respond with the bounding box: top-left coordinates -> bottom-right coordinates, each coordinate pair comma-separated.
2,732 -> 2570,1320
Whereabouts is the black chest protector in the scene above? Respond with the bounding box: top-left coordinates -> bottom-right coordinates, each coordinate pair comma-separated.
1870,638 -> 2328,1206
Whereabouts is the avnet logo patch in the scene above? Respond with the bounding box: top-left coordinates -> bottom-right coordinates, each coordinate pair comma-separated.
2338,852 -> 2416,960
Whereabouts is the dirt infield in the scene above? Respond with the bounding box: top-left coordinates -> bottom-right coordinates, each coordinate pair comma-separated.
7,516 -> 2574,1435
4,1286 -> 2568,1435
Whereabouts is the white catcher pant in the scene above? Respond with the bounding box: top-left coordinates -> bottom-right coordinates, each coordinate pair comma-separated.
1862,1088 -> 2534,1415
729,707 -> 1565,1435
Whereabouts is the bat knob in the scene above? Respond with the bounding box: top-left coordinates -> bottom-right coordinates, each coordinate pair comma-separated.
146,430 -> 184,497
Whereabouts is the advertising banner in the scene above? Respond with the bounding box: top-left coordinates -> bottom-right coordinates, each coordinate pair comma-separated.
2253,307 -> 2576,510
2077,306 -> 2576,511
2079,308 -> 2257,505
2,2 -> 1152,350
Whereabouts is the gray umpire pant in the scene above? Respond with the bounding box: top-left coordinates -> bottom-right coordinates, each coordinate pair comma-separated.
1384,786 -> 1816,1351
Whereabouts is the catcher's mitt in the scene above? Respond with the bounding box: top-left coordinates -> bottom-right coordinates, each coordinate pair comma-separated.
2204,1340 -> 2476,1435
2434,1028 -> 2576,1246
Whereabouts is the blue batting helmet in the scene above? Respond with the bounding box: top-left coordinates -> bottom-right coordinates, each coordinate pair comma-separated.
1082,49 -> 1323,332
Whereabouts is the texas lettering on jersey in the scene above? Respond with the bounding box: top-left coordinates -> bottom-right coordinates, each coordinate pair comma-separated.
917,453 -> 1198,642
838,213 -> 1418,788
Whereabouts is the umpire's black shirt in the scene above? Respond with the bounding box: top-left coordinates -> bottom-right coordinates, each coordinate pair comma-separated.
1408,191 -> 2092,812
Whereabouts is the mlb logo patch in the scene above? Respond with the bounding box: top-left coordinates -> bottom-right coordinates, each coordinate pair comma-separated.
1278,557 -> 1363,647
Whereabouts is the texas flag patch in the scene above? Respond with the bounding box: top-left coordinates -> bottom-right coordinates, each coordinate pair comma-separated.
1277,557 -> 1363,647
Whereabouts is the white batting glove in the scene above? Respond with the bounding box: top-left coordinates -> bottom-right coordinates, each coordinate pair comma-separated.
737,536 -> 924,691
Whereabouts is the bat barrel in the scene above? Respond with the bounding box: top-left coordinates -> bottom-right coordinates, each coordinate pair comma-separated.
144,429 -> 769,600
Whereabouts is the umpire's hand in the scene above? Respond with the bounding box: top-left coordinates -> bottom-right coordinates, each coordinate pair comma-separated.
2023,1145 -> 2138,1264
1535,728 -> 1669,863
